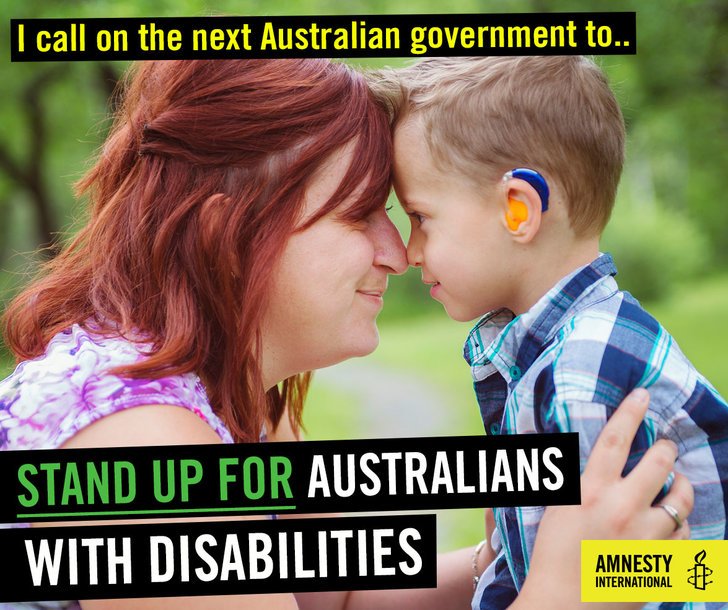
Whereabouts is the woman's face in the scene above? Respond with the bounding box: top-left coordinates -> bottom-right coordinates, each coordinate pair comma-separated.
262,144 -> 407,385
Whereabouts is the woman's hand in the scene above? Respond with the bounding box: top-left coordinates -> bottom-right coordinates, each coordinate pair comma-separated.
513,388 -> 694,610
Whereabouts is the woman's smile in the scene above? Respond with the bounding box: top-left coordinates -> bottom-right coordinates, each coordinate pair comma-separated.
356,284 -> 386,307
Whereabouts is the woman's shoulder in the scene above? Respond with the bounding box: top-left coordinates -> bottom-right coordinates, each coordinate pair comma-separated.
0,323 -> 233,450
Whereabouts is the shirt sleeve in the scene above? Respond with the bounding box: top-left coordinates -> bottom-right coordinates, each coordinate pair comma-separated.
537,398 -> 610,473
475,546 -> 519,610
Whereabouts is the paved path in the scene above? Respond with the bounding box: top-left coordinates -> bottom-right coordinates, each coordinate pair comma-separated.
315,358 -> 453,438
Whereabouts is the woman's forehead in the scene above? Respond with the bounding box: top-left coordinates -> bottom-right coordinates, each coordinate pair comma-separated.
299,141 -> 371,221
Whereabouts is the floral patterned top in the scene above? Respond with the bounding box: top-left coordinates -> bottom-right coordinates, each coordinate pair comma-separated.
0,323 -> 234,610
0,323 -> 233,450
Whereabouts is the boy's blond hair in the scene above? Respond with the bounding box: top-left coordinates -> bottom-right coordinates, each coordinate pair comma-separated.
370,56 -> 625,236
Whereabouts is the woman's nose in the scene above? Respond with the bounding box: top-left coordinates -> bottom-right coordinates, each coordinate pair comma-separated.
371,212 -> 408,275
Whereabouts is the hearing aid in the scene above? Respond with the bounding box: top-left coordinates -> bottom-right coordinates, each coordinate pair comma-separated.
505,198 -> 529,231
502,168 -> 550,231
504,168 -> 550,211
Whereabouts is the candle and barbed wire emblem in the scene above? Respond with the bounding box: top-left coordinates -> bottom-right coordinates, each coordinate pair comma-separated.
687,550 -> 713,590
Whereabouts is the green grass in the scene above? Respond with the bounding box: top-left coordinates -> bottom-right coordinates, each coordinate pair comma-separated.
0,346 -> 13,378
302,382 -> 365,441
646,274 -> 728,395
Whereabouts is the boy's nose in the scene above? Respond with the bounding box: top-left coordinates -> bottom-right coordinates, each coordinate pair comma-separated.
406,232 -> 423,267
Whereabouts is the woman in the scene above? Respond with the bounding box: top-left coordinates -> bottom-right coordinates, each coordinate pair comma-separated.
1,59 -> 691,610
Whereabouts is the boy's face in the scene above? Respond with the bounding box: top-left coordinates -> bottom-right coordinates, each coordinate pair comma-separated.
393,118 -> 516,322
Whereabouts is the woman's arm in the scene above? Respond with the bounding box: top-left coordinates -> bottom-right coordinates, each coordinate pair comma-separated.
302,390 -> 692,610
511,388 -> 693,610
295,545 -> 490,610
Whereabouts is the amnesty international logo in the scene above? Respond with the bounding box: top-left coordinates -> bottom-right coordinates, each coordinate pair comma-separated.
687,550 -> 714,590
581,540 -> 727,603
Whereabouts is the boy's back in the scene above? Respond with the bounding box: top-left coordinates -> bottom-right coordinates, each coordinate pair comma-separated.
465,253 -> 728,609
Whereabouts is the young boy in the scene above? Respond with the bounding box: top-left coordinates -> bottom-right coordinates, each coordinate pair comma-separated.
372,56 -> 728,610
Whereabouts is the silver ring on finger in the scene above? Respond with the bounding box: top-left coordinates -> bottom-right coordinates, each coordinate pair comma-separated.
658,503 -> 683,531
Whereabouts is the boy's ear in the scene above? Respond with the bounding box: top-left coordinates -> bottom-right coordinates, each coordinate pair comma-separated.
501,177 -> 544,243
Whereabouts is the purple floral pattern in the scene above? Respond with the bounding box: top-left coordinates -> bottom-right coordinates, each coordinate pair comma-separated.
0,324 -> 234,452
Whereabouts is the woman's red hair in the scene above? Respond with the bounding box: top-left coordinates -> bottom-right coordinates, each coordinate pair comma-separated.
3,59 -> 393,442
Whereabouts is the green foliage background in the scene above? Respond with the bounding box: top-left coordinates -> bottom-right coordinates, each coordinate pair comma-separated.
3,0 -> 726,307
1,0 -> 727,550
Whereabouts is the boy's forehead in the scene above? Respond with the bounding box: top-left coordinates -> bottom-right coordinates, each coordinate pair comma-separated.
393,114 -> 426,147
392,116 -> 433,180
392,117 -> 502,209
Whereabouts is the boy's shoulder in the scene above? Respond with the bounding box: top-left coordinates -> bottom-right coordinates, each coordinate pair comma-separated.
541,288 -> 703,408
558,288 -> 664,358
527,288 -> 727,451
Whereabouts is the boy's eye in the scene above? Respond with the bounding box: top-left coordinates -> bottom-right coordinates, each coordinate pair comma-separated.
408,211 -> 425,226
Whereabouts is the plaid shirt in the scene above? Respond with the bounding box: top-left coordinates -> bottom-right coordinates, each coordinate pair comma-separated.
465,253 -> 728,610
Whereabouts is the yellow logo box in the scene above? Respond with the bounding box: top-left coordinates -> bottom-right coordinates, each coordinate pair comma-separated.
581,540 -> 727,603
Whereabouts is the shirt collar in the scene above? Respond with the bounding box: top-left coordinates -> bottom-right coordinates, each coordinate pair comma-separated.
463,253 -> 618,382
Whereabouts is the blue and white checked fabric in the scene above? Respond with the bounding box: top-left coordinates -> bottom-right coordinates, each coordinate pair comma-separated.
465,253 -> 728,610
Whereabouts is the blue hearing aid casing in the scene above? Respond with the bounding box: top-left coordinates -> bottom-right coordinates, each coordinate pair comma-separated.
505,168 -> 550,212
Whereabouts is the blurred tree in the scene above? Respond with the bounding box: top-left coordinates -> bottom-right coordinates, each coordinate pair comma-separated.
622,0 -> 728,260
0,64 -> 68,254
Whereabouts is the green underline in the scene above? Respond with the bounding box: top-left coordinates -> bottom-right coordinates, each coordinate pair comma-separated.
17,505 -> 297,518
